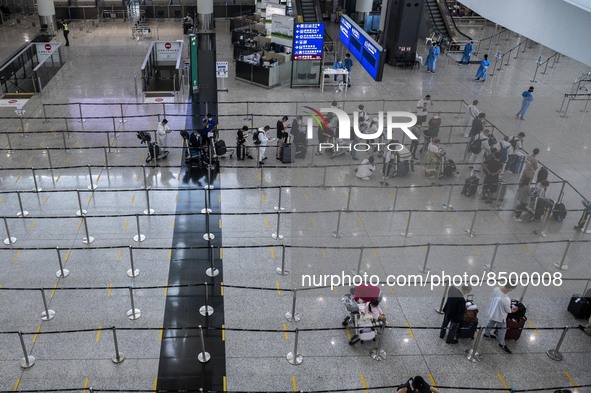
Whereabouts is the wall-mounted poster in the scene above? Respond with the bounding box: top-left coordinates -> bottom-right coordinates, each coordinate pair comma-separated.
265,3 -> 286,32
271,14 -> 295,47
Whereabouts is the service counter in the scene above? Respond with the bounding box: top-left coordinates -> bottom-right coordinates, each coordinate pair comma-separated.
235,61 -> 291,88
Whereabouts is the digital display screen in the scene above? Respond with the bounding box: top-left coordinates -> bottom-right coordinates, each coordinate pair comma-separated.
338,15 -> 383,81
293,23 -> 324,60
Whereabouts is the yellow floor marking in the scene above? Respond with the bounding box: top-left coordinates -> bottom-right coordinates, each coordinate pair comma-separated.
297,170 -> 303,180
371,248 -> 378,257
257,170 -> 261,180
164,286 -> 168,297
49,283 -> 57,298
526,319 -> 539,336
496,213 -> 506,225
111,138 -> 116,146
96,174 -> 101,182
471,245 -> 480,256
220,247 -> 223,259
521,244 -> 533,256
265,218 -> 270,228
87,195 -> 93,204
406,322 -> 415,339
311,217 -> 318,229
283,323 -> 289,341
292,375 -> 298,392
107,283 -> 113,297
221,324 -> 225,341
32,325 -> 41,343
95,325 -> 102,342
321,248 -> 326,258
337,172 -> 343,180
77,219 -> 82,230
219,219 -> 222,229
389,286 -> 395,294
168,249 -> 172,261
159,326 -> 164,342
131,195 -> 135,204
177,172 -> 181,181
27,156 -> 33,164
64,156 -> 71,164
171,220 -> 175,229
15,175 -> 21,183
450,216 -> 458,226
65,249 -> 71,262
43,196 -> 49,205
116,249 -> 121,261
136,173 -> 140,182
428,373 -> 437,388
0,196 -> 6,205
261,192 -> 265,202
360,374 -> 369,393
345,326 -> 351,340
39,140 -> 46,147
357,216 -> 365,228
13,250 -> 20,262
221,282 -> 224,296
55,175 -> 60,183
223,376 -> 227,392
154,377 -> 159,391
431,190 -> 438,198
564,371 -> 578,387
270,247 -> 276,259
217,173 -> 220,181
13,378 -> 20,392
29,220 -> 36,231
497,372 -> 510,392
276,280 -> 281,296
82,377 -> 89,393
303,193 -> 309,202
218,194 -> 221,203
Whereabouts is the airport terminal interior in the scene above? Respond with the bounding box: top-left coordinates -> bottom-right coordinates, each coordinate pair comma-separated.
0,0 -> 590,392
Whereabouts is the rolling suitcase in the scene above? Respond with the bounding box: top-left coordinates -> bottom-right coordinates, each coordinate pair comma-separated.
236,144 -> 246,160
215,140 -> 227,156
295,144 -> 307,159
458,319 -> 478,339
505,317 -> 526,340
509,154 -> 525,174
461,175 -> 479,197
280,143 -> 294,163
568,295 -> 591,319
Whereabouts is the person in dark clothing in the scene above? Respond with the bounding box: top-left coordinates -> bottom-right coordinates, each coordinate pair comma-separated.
276,115 -> 288,159
397,376 -> 440,393
440,284 -> 472,344
61,20 -> 70,46
481,152 -> 503,203
237,125 -> 254,159
469,112 -> 486,138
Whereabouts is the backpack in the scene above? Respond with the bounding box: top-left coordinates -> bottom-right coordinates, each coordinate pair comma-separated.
470,136 -> 483,154
552,203 -> 567,222
509,136 -> 518,149
499,143 -> 510,162
508,300 -> 527,320
536,166 -> 549,183
253,130 -> 261,145
488,134 -> 497,147
137,131 -> 151,144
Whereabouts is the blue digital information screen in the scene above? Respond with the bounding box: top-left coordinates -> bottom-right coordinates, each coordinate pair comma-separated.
338,15 -> 383,81
293,23 -> 325,61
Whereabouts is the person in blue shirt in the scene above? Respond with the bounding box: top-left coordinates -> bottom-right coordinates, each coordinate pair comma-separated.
474,54 -> 490,81
460,41 -> 473,64
333,57 -> 344,81
343,53 -> 353,86
516,86 -> 534,120
425,43 -> 440,73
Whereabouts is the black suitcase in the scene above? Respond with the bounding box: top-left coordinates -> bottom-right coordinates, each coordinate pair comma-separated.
295,143 -> 307,159
568,295 -> 591,319
509,154 -> 525,174
236,144 -> 246,160
281,143 -> 294,163
215,140 -> 227,156
458,319 -> 478,339
462,175 -> 479,197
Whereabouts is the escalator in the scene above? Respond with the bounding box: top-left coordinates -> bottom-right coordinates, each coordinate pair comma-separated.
294,0 -> 322,22
425,0 -> 472,42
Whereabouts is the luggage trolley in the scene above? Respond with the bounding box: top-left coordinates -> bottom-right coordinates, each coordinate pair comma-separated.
341,284 -> 383,345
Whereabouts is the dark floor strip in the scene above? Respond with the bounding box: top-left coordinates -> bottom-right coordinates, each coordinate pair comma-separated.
156,102 -> 226,391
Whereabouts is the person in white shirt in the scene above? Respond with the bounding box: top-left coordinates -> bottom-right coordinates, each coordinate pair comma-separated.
483,284 -> 518,353
416,95 -> 432,126
424,138 -> 445,179
356,155 -> 376,180
156,119 -> 172,151
464,100 -> 480,137
256,125 -> 274,165
468,129 -> 491,168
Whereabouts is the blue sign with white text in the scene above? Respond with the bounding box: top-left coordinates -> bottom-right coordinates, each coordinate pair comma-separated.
338,15 -> 383,81
293,23 -> 324,61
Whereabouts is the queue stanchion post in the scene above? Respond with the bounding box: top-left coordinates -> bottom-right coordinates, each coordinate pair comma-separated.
206,245 -> 219,277
76,190 -> 87,216
111,117 -> 117,137
418,243 -> 431,274
400,210 -> 413,237
81,215 -> 94,244
259,165 -> 264,189
435,279 -> 450,314
201,185 -> 212,214
276,244 -> 289,275
465,209 -> 478,237
203,210 -> 215,241
484,243 -> 499,272
321,166 -> 327,189
16,191 -> 29,217
351,247 -> 365,275
274,186 -> 284,211
518,283 -> 529,303
3,217 -> 17,245
143,187 -> 154,215
18,331 -> 35,368
6,132 -> 13,153
55,247 -> 69,278
345,185 -> 352,211
547,326 -> 569,361
584,214 -> 591,234
287,328 -> 303,365
492,181 -> 503,210
119,103 -> 127,123
104,147 -> 110,170
46,148 -> 55,183
554,239 -> 570,271
557,180 -> 566,204
271,210 -> 284,240
126,286 -> 141,320
133,215 -> 145,242
370,322 -> 386,361
197,325 -> 211,363
78,103 -> 85,123
465,326 -> 483,362
442,185 -> 454,210
388,187 -> 399,231
31,167 -> 42,192
87,165 -> 97,190
106,130 -> 112,152
285,289 -> 300,322
18,110 -> 26,137
40,288 -> 55,321
111,326 -> 125,363
127,246 -> 140,278
199,282 -> 214,316
534,206 -> 552,238
331,209 -> 343,239
42,104 -> 49,123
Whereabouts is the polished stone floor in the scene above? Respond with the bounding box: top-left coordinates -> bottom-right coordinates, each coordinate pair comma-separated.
0,15 -> 590,393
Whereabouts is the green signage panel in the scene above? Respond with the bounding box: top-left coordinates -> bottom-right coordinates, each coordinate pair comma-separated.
189,34 -> 198,92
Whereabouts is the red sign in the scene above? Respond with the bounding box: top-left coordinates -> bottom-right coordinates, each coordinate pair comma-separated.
164,42 -> 171,49
45,44 -> 52,51
8,100 -> 17,104
155,98 -> 164,102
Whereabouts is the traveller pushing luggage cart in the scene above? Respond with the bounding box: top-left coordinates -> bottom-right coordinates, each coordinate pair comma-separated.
341,284 -> 386,345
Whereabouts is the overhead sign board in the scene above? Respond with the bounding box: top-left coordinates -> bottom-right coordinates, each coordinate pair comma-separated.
338,15 -> 384,81
293,23 -> 324,61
